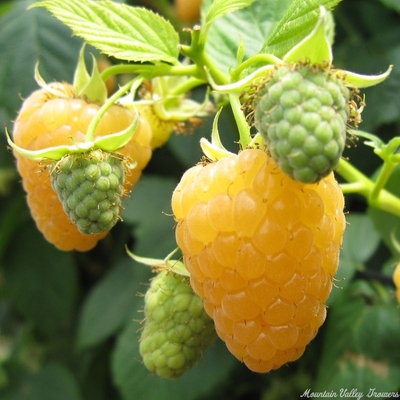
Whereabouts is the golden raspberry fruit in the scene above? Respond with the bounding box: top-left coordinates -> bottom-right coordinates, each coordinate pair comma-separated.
171,148 -> 346,373
12,82 -> 152,251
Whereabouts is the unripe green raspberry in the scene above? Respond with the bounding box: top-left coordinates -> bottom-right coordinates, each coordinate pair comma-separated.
51,149 -> 125,234
254,63 -> 350,183
140,270 -> 217,379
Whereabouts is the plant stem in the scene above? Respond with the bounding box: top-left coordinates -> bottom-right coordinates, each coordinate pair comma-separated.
169,77 -> 206,96
85,79 -> 135,143
336,158 -> 400,217
230,53 -> 280,80
229,94 -> 252,149
179,27 -> 229,85
100,63 -> 201,82
336,158 -> 372,197
369,159 -> 397,203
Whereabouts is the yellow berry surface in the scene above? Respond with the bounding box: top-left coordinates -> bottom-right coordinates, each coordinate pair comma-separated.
172,148 -> 346,372
12,83 -> 152,251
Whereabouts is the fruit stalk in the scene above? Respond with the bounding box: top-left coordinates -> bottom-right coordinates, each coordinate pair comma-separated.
337,158 -> 400,217
229,93 -> 252,149
85,78 -> 137,143
179,26 -> 229,85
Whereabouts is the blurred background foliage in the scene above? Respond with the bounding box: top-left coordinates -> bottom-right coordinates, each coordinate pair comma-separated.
0,0 -> 399,399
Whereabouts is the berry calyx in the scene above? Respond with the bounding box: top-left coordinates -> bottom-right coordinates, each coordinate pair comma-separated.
172,148 -> 346,373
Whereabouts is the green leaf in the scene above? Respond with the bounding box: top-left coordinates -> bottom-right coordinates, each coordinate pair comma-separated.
341,214 -> 381,264
76,257 -> 149,351
261,0 -> 342,59
0,362 -> 82,400
0,194 -> 30,260
111,321 -> 236,400
202,0 -> 294,74
316,283 -> 400,392
122,175 -> 178,259
354,305 -> 400,362
282,6 -> 332,64
328,213 -> 380,306
3,223 -> 78,336
0,0 -> 84,127
32,0 -> 180,64
24,363 -> 82,400
0,2 -> 12,16
368,164 -> 400,256
332,3 -> 400,131
203,0 -> 255,27
379,0 -> 400,14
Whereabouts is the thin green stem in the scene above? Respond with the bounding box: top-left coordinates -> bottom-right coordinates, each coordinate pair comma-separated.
100,63 -> 201,82
230,54 -> 280,81
370,159 -> 397,203
86,79 -> 135,143
169,77 -> 206,96
336,158 -> 400,217
340,182 -> 366,194
179,27 -> 229,85
200,52 -> 230,85
336,158 -> 372,197
373,189 -> 400,217
229,94 -> 252,149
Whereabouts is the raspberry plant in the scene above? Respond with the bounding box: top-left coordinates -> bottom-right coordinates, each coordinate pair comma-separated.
1,0 -> 400,399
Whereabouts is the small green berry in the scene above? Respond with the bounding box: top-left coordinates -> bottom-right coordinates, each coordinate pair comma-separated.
254,63 -> 351,183
51,149 -> 125,234
139,270 -> 217,379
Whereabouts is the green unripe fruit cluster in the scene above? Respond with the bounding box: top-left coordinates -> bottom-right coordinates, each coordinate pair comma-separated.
140,270 -> 217,379
51,149 -> 125,234
254,63 -> 350,183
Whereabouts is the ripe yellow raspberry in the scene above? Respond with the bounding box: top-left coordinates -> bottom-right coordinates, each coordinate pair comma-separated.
171,148 -> 346,373
12,82 -> 152,251
394,262 -> 400,304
